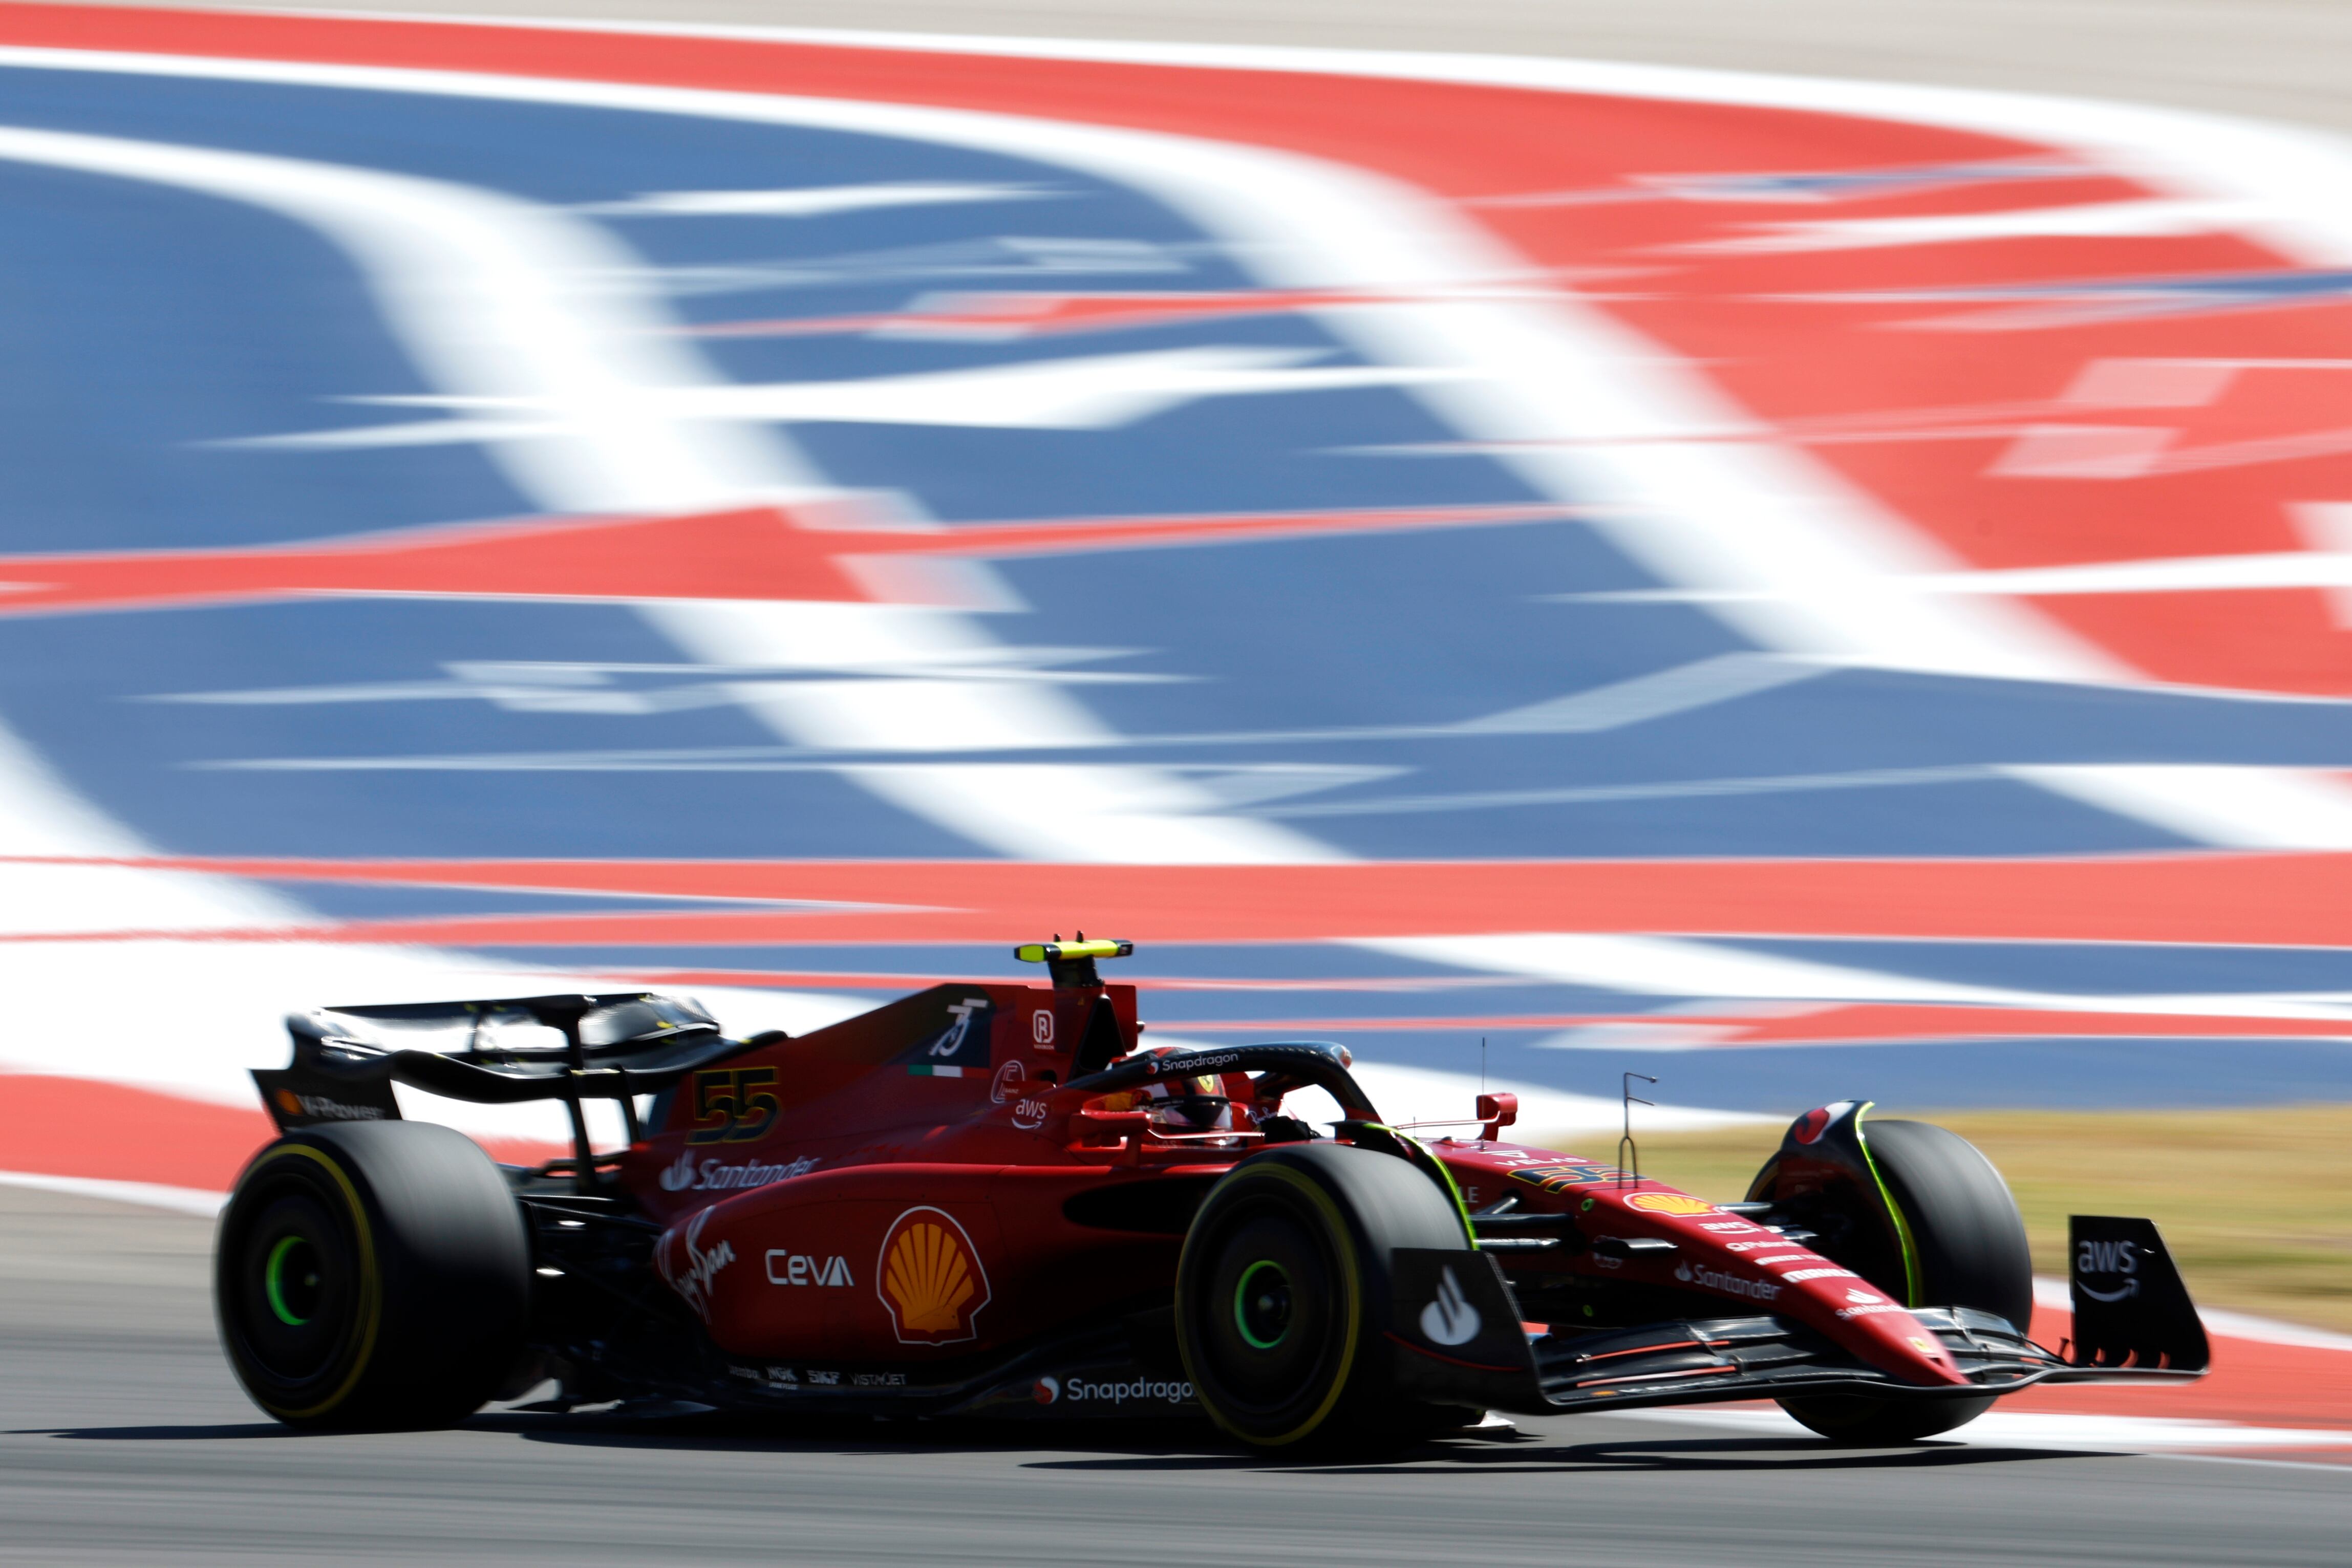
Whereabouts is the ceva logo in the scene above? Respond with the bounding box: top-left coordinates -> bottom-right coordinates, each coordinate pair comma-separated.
1419,1265 -> 1482,1346
765,1250 -> 852,1287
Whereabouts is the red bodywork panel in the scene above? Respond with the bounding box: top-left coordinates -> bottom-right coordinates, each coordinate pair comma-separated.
1427,1143 -> 1967,1387
615,977 -> 1962,1390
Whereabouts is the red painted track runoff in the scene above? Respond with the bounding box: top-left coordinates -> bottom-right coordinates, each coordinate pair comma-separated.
2007,1307 -> 2352,1438
13,850 -> 2352,948
0,1072 -> 562,1189
0,502 -> 1568,618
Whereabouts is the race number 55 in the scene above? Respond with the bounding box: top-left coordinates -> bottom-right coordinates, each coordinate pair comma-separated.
687,1067 -> 781,1145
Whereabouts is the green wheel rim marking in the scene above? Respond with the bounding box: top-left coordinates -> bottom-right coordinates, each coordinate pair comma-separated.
1233,1259 -> 1290,1349
264,1235 -> 312,1327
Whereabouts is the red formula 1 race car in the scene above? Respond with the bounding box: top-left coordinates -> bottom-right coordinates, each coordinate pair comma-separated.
215,940 -> 2209,1447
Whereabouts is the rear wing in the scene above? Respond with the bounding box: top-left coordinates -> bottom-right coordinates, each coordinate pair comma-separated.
252,991 -> 751,1192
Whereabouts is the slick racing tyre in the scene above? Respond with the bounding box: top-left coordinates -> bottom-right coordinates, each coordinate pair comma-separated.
1174,1142 -> 1472,1450
1773,1119 -> 2032,1445
216,1121 -> 530,1430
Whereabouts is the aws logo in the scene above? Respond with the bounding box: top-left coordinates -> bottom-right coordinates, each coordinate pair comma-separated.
2077,1237 -> 2142,1302
877,1207 -> 993,1346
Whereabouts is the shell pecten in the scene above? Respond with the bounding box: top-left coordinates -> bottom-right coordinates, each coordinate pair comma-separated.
884,1218 -> 977,1335
874,1205 -> 992,1344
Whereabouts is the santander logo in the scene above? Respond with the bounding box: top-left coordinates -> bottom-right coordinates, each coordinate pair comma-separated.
659,1148 -> 820,1193
1419,1265 -> 1483,1346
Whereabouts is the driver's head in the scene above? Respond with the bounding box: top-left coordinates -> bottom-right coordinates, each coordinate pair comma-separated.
1142,1072 -> 1232,1132
1100,1053 -> 1233,1132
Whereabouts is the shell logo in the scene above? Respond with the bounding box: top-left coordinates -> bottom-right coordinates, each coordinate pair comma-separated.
876,1206 -> 993,1345
1626,1193 -> 1718,1216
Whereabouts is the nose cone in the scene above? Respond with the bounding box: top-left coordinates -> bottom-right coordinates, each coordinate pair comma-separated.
1831,1291 -> 1971,1386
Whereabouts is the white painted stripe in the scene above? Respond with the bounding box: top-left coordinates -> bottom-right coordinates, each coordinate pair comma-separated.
1682,198 -> 2259,254
246,347 -> 1465,437
0,1169 -> 226,1216
2201,1306 -> 2352,1355
2033,1275 -> 2352,1354
0,712 -> 290,936
2011,766 -> 2352,850
836,762 -> 1342,864
646,347 -> 1460,428
575,181 -> 1043,218
221,415 -> 560,450
1588,552 -> 2352,599
1453,653 -> 1823,734
639,600 -> 1341,862
1610,1405 -> 2352,1452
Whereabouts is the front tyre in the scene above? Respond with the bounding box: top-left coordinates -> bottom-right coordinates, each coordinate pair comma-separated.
1175,1142 -> 1469,1449
215,1122 -> 530,1430
1774,1118 -> 2029,1445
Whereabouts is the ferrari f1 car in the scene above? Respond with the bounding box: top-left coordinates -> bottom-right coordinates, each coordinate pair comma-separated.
216,940 -> 2208,1447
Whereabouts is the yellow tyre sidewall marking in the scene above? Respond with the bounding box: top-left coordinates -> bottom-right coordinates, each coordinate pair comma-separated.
243,1142 -> 382,1421
1177,1162 -> 1363,1448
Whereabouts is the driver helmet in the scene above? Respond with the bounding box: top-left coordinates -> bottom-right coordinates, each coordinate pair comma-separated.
1100,1048 -> 1234,1134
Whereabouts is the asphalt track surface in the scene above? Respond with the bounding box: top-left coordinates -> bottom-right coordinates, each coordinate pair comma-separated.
7,1185 -> 2350,1568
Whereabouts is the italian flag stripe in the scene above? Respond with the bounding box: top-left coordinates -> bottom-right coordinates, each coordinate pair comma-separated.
907,1064 -> 969,1077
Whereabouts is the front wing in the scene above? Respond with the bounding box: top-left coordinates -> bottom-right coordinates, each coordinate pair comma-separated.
1385,1251 -> 2205,1418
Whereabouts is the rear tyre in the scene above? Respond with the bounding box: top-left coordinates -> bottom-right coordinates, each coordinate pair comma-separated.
1774,1118 -> 2030,1445
215,1121 -> 530,1430
1175,1142 -> 1468,1449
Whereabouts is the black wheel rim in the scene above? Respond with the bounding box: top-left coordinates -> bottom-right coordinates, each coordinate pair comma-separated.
222,1171 -> 363,1397
1187,1189 -> 1344,1424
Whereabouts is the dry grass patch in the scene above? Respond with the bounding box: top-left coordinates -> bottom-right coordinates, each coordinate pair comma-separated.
1528,1105 -> 2352,1334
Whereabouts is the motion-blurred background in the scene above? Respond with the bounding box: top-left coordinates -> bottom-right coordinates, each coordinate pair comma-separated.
8,0 -> 2352,1337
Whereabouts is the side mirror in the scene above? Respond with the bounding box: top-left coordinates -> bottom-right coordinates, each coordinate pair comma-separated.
1476,1092 -> 1519,1141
